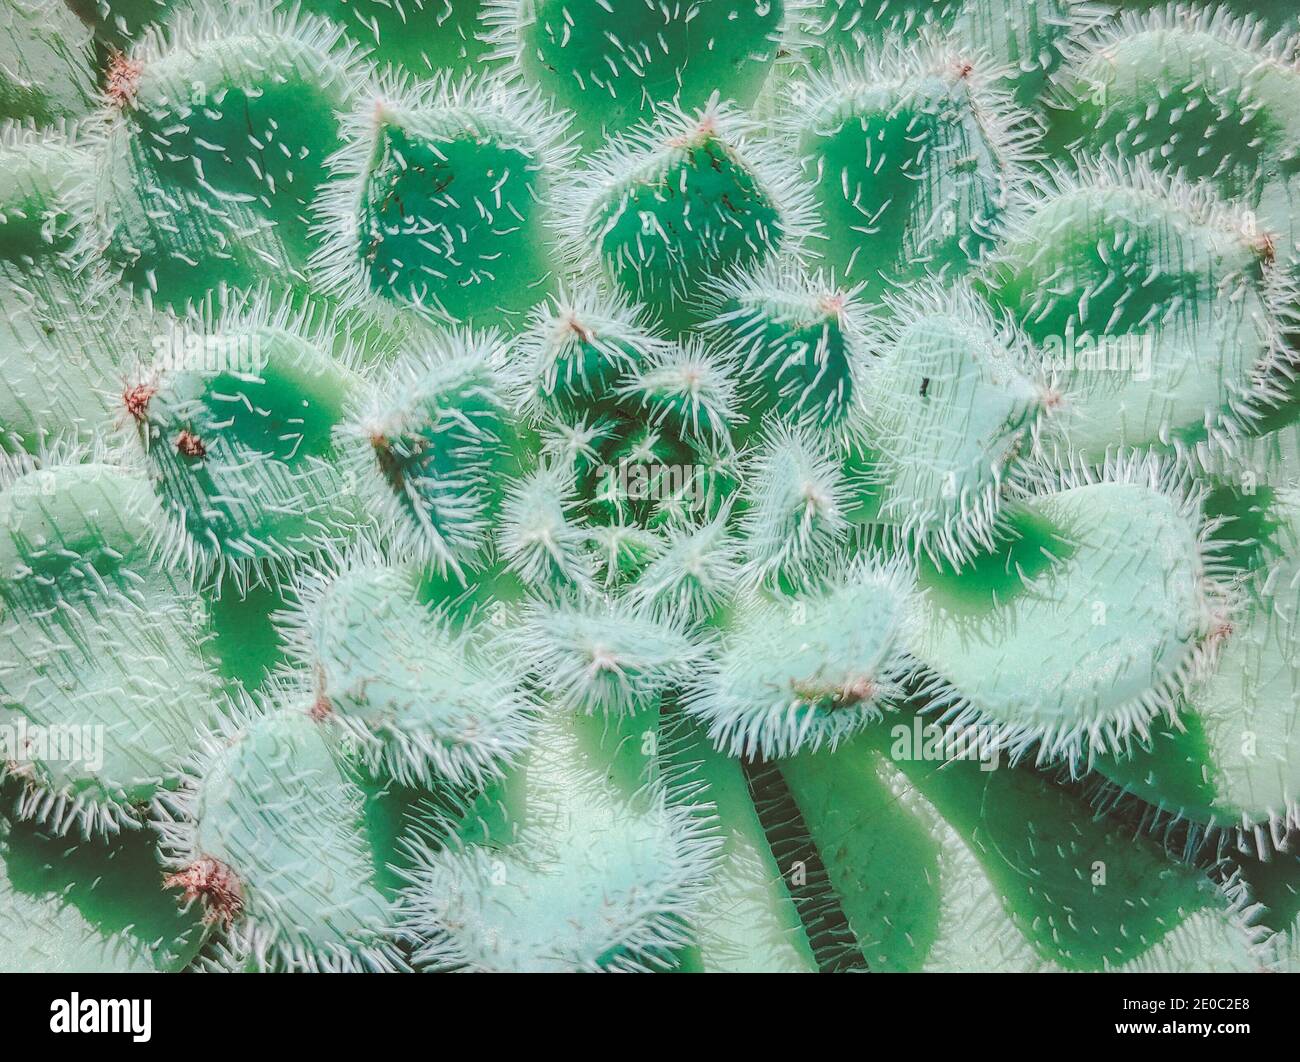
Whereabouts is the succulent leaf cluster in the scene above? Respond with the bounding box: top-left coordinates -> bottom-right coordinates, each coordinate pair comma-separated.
3,0 -> 1300,973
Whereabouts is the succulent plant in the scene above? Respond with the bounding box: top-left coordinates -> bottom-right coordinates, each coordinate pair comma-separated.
3,0 -> 1299,975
